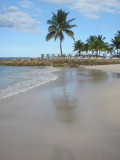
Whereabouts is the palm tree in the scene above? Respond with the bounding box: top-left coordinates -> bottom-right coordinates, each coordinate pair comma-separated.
73,40 -> 84,56
102,42 -> 109,55
101,42 -> 114,56
93,40 -> 99,55
111,38 -> 120,55
115,30 -> 120,37
86,36 -> 97,55
111,31 -> 120,55
107,46 -> 114,56
46,9 -> 77,56
83,43 -> 89,54
97,35 -> 106,56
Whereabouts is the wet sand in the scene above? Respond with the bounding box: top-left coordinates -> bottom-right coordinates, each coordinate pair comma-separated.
0,66 -> 120,160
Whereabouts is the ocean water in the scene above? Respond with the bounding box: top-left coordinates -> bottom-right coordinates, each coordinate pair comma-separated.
0,65 -> 119,101
0,66 -> 60,100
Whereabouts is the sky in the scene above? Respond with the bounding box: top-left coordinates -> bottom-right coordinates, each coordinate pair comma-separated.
0,0 -> 120,57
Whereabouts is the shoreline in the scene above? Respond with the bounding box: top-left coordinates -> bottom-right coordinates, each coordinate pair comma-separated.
0,66 -> 120,160
0,64 -> 120,102
0,66 -> 61,101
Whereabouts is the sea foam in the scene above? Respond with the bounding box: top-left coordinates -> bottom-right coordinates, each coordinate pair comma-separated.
0,66 -> 60,100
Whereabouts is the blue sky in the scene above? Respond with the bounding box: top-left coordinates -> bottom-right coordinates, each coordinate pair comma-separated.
0,0 -> 120,57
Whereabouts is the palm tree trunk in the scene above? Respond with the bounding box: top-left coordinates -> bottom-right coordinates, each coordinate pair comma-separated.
96,50 -> 98,55
92,50 -> 94,56
60,39 -> 62,56
117,48 -> 118,55
99,50 -> 100,56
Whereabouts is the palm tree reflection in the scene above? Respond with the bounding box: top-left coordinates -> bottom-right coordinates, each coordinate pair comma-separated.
52,68 -> 110,124
52,70 -> 78,124
54,96 -> 78,124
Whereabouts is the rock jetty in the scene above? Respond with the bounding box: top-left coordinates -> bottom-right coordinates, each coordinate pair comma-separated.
0,57 -> 120,67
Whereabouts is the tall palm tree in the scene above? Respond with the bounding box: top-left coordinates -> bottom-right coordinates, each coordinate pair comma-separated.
73,40 -> 84,56
46,9 -> 77,56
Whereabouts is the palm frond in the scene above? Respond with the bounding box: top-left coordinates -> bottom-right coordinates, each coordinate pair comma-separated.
63,29 -> 75,40
52,12 -> 58,23
64,24 -> 77,29
115,30 -> 120,37
46,31 -> 55,41
66,18 -> 76,24
55,28 -> 62,40
48,25 -> 56,32
47,20 -> 57,25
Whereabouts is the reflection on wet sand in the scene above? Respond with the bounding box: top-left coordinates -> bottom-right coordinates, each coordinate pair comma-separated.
0,67 -> 120,160
51,68 -> 110,124
52,88 -> 78,123
50,145 -> 76,160
112,73 -> 120,78
77,68 -> 108,83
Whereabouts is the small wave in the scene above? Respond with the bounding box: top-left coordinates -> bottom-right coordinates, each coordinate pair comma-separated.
0,66 -> 60,100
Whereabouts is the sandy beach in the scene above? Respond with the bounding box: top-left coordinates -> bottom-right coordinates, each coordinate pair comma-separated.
0,65 -> 120,160
84,64 -> 120,73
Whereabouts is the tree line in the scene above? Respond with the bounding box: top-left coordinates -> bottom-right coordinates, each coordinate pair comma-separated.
46,9 -> 120,56
73,32 -> 120,57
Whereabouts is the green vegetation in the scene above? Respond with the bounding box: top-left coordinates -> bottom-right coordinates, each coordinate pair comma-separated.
111,30 -> 120,55
46,9 -> 77,56
73,40 -> 84,55
73,31 -> 120,57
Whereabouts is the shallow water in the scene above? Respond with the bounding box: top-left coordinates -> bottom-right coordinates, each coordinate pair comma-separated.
0,66 -> 59,100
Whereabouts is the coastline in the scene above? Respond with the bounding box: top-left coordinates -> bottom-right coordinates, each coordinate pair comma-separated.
0,66 -> 120,160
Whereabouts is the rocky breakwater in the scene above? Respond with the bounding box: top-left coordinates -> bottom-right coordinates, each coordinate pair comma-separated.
0,58 -> 120,67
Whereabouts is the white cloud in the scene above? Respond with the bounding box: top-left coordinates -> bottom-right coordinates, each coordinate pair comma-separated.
37,9 -> 43,13
0,6 -> 40,32
42,0 -> 120,18
99,24 -> 110,30
84,13 -> 99,19
6,6 -> 18,12
19,0 -> 33,8
43,0 -> 73,4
